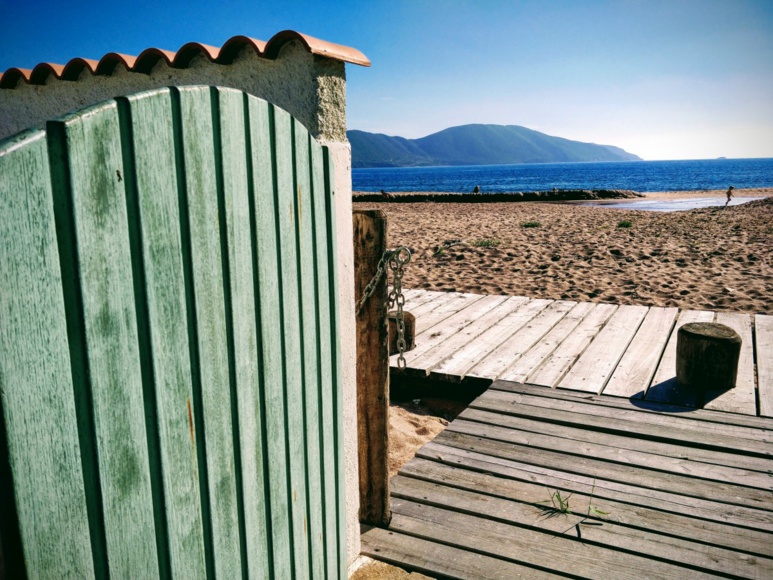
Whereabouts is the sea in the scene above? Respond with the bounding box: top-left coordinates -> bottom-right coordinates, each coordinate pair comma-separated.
352,158 -> 773,194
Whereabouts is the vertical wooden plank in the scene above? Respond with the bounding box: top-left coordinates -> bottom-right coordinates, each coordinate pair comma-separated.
217,87 -> 271,579
51,101 -> 158,576
177,86 -> 242,579
502,301 -> 595,384
706,312 -> 756,414
353,209 -> 390,526
0,130 -> 95,578
323,145 -> 349,579
273,105 -> 310,578
603,307 -> 679,398
467,300 -> 575,380
436,298 -> 550,379
120,88 -> 207,578
527,303 -> 618,388
310,139 -> 338,579
646,309 -> 714,405
756,315 -> 773,417
294,120 -> 325,577
558,305 -> 649,393
246,96 -> 292,579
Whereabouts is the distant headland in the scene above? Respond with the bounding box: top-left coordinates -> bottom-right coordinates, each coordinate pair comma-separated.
348,124 -> 642,168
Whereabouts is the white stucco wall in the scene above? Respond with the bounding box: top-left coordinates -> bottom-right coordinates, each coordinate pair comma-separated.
1,39 -> 361,568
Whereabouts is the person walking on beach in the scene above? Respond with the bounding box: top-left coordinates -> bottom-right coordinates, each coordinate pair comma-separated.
725,185 -> 735,207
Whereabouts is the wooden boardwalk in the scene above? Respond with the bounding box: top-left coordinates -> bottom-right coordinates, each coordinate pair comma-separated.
362,381 -> 773,579
391,289 -> 773,416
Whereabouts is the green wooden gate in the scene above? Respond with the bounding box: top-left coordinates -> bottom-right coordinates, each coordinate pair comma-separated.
0,86 -> 345,579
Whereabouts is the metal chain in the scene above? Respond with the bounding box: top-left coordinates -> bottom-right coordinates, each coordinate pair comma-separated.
356,246 -> 412,369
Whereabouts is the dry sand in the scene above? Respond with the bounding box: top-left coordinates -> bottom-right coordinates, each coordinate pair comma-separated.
356,188 -> 773,315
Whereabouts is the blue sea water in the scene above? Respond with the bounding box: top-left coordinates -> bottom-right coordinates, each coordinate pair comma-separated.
352,158 -> 773,194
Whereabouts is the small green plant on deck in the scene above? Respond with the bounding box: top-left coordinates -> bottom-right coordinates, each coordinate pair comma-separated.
472,238 -> 502,248
521,220 -> 542,228
537,480 -> 610,522
541,489 -> 573,514
617,220 -> 633,228
433,247 -> 446,257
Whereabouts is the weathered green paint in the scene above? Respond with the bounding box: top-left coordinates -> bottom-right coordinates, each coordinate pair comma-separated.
217,87 -> 271,579
273,106 -> 311,578
246,96 -> 293,579
52,101 -> 159,577
324,146 -> 349,579
311,140 -> 340,579
294,121 -> 325,579
177,86 -> 242,580
0,130 -> 94,579
119,88 -> 207,578
0,86 -> 344,579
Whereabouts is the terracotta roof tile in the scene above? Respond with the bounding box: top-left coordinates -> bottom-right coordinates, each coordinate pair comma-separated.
0,30 -> 369,89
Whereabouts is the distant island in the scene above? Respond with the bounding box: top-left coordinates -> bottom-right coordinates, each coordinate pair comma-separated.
348,124 -> 642,168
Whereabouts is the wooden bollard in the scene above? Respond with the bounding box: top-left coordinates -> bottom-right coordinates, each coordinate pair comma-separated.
676,322 -> 741,395
388,311 -> 416,355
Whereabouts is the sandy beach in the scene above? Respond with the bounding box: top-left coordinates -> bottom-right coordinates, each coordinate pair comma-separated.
355,188 -> 773,315
361,188 -> 773,500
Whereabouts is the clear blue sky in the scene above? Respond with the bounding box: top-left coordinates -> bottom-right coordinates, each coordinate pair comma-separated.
1,0 -> 771,160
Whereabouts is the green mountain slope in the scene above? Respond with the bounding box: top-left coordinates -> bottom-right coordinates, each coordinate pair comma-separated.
349,124 -> 641,168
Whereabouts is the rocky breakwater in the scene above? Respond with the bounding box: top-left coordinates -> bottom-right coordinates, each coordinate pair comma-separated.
353,189 -> 643,203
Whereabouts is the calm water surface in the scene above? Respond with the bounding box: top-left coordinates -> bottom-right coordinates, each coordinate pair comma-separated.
353,158 -> 773,194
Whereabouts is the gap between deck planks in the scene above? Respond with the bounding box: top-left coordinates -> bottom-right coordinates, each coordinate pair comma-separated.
397,289 -> 769,416
363,380 -> 773,579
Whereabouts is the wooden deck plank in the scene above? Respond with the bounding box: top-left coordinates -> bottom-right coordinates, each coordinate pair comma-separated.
466,300 -> 576,379
458,406 -> 773,473
603,307 -> 678,398
391,476 -> 773,578
646,309 -> 715,406
389,499 -> 718,580
417,442 -> 773,532
432,298 -> 552,379
402,289 -> 438,312
398,458 -> 773,557
392,295 -> 508,368
412,292 -> 486,335
492,380 -> 773,431
757,314 -> 773,417
406,290 -> 460,319
433,429 -> 773,510
704,312 -> 756,414
527,303 -> 618,387
473,387 -> 773,449
361,526 -> 555,580
409,296 -> 530,374
558,305 -> 649,393
447,418 -> 773,490
500,301 -> 595,384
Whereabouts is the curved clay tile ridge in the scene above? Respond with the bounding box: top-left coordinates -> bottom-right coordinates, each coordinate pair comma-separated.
0,30 -> 370,89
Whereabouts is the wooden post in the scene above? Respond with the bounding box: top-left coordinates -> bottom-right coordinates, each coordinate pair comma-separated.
677,322 -> 741,402
353,209 -> 391,525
